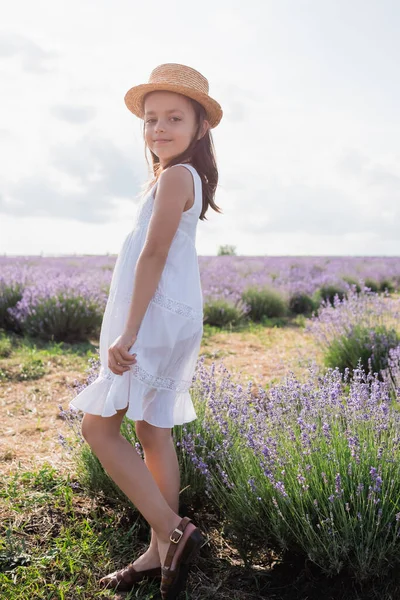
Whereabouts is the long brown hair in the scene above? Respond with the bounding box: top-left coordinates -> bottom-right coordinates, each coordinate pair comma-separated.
141,93 -> 223,221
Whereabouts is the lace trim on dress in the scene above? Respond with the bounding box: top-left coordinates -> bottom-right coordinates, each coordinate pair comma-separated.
108,288 -> 203,322
100,364 -> 193,393
152,290 -> 203,321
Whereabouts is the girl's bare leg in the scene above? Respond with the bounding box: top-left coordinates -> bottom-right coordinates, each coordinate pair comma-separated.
132,420 -> 180,569
81,409 -> 188,569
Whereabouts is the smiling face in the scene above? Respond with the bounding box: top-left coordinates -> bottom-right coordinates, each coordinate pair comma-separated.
143,90 -> 209,167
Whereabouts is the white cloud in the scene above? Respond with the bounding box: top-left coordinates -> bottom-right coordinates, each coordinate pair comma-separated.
0,31 -> 57,72
50,105 -> 97,124
0,0 -> 399,256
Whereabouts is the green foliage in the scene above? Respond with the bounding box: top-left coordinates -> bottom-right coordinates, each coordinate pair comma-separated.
173,392 -> 216,507
314,284 -> 348,306
217,244 -> 237,255
0,344 -> 46,382
0,331 -> 99,385
342,276 -> 362,293
17,355 -> 46,381
203,299 -> 247,327
0,330 -> 12,358
0,464 -> 160,599
207,438 -> 272,564
392,276 -> 400,291
187,367 -> 400,580
241,285 -> 287,321
0,283 -> 24,332
340,276 -> 396,295
364,277 -> 380,292
21,293 -> 103,343
380,278 -> 396,293
324,323 -> 400,379
288,291 -> 316,316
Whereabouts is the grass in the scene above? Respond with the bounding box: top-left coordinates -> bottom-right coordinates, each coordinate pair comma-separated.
0,464 -> 160,599
0,329 -> 98,382
2,463 -> 400,599
0,463 -> 279,599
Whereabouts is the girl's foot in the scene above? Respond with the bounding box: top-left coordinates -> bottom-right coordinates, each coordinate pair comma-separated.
132,546 -> 161,570
98,546 -> 161,591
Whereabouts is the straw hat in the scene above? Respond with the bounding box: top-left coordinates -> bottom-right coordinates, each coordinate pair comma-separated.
124,63 -> 223,129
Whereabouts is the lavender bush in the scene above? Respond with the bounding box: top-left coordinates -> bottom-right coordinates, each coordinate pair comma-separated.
1,256 -> 399,337
314,283 -> 348,306
60,346 -> 400,582
8,285 -> 104,342
381,345 -> 400,400
178,357 -> 400,581
306,284 -> 400,380
197,255 -> 400,306
288,291 -> 316,315
0,281 -> 24,332
203,298 -> 249,327
325,323 -> 400,380
241,285 -> 288,321
0,256 -> 110,340
363,276 -> 396,293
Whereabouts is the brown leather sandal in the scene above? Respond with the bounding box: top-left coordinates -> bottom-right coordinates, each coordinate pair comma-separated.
160,516 -> 205,600
98,562 -> 161,591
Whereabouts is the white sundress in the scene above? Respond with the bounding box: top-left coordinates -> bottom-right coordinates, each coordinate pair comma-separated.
69,163 -> 204,428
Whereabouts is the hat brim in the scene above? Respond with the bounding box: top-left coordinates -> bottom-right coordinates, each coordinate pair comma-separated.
124,82 -> 223,129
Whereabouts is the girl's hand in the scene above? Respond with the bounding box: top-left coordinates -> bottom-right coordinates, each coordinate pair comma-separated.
108,331 -> 138,376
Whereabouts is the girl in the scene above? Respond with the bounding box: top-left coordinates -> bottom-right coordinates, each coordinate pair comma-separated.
69,63 -> 223,599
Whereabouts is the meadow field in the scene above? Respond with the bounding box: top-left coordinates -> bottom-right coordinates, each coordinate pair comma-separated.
1,254 -> 400,599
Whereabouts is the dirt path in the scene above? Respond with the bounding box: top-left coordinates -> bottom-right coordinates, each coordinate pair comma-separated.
0,325 -> 323,477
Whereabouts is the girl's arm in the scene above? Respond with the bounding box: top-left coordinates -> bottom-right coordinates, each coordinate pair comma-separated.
124,253 -> 167,337
123,166 -> 193,337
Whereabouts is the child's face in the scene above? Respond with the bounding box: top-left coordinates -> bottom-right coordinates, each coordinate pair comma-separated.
143,91 -> 199,166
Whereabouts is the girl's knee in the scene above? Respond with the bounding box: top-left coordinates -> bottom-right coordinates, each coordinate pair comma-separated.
81,413 -> 100,444
81,410 -> 126,445
135,420 -> 172,448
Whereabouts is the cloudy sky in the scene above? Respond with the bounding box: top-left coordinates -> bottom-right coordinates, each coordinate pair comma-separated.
1,0 -> 399,257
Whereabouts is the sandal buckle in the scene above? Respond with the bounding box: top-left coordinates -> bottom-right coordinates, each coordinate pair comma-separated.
169,527 -> 183,543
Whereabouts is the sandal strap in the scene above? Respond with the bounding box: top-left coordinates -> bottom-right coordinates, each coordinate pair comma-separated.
102,563 -> 161,587
114,563 -> 139,586
163,516 -> 192,570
